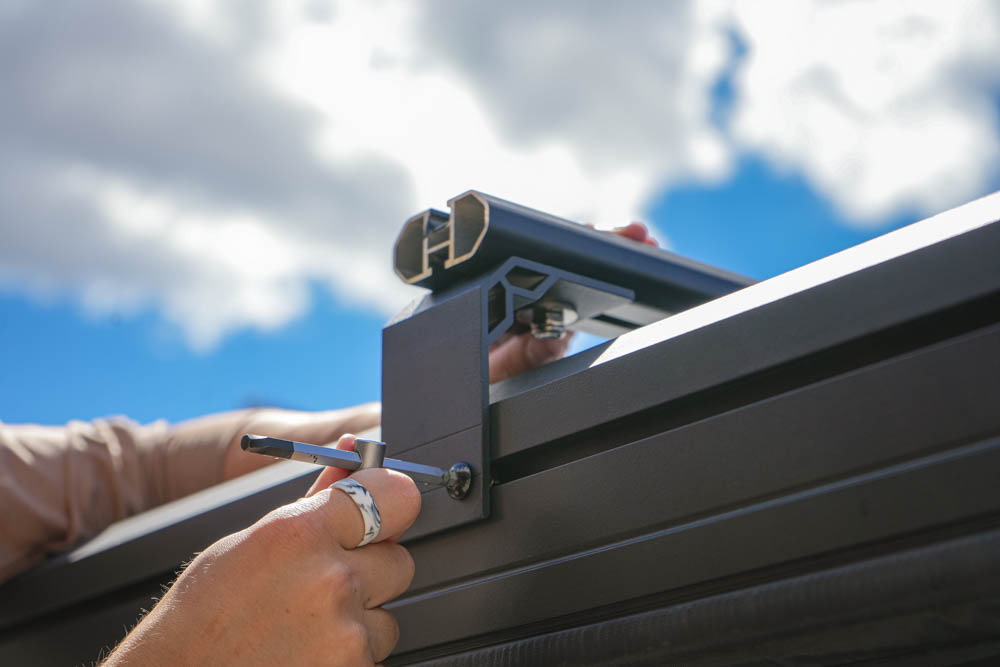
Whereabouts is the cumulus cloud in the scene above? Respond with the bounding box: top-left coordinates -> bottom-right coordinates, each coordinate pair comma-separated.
0,0 -> 415,349
726,0 -> 1000,224
412,1 -> 732,187
0,0 -> 998,349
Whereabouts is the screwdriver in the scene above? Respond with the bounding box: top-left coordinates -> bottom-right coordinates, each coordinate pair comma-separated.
241,434 -> 473,499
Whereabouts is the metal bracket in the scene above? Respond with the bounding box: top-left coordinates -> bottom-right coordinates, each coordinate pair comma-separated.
382,190 -> 750,541
382,259 -> 633,540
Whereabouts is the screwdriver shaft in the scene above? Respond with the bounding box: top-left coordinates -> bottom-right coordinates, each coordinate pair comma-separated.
241,434 -> 449,487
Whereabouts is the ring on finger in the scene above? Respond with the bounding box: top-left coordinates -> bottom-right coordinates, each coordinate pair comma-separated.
330,478 -> 382,547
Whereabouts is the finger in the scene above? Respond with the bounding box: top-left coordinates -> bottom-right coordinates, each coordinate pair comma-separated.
319,467 -> 421,549
363,607 -> 400,663
487,330 -> 515,352
306,434 -> 355,496
614,222 -> 649,243
644,237 -> 659,247
488,332 -> 572,383
343,541 -> 415,608
487,320 -> 530,352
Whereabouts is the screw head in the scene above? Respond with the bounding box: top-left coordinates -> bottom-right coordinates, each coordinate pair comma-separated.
516,300 -> 578,339
445,462 -> 473,499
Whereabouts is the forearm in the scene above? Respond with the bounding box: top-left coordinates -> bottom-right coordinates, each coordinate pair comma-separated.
0,417 -> 165,582
0,402 -> 381,584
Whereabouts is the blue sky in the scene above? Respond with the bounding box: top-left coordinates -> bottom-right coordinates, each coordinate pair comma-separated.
2,2 -> 1000,426
0,285 -> 386,424
5,155 -> 995,426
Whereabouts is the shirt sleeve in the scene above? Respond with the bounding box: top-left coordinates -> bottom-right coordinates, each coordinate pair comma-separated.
0,404 -> 381,583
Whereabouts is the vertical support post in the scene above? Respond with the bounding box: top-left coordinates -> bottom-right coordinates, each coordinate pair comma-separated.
381,285 -> 490,540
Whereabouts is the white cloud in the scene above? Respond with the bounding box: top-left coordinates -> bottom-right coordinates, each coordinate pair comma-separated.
400,1 -> 733,218
726,0 -> 1000,223
0,0 -> 417,350
0,0 -> 998,349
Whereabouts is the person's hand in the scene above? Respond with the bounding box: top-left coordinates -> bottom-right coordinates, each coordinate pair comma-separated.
488,222 -> 658,383
107,435 -> 420,666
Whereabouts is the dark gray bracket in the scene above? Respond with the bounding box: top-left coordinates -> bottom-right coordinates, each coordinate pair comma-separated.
380,189 -> 749,542
382,258 -> 633,541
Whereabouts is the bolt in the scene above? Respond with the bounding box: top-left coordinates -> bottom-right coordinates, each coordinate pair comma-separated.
519,300 -> 578,339
445,462 -> 473,499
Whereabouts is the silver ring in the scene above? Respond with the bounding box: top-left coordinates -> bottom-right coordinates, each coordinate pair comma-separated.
330,479 -> 381,547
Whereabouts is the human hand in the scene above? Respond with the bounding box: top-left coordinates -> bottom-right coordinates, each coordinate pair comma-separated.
488,222 -> 658,383
107,435 -> 420,666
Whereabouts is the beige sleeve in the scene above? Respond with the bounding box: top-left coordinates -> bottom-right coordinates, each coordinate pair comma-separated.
0,404 -> 381,583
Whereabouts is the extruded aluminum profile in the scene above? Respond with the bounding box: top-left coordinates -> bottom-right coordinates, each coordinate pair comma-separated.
393,191 -> 752,331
